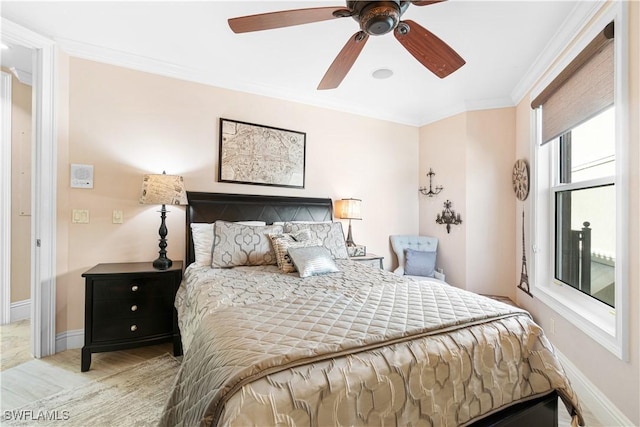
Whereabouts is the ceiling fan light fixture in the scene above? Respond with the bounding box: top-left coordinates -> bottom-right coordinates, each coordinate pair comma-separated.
372,68 -> 394,79
356,1 -> 403,36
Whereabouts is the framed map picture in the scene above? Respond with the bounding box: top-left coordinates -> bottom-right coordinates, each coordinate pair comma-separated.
218,118 -> 306,188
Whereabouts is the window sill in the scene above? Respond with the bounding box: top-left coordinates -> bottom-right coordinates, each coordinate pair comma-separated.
534,280 -> 622,358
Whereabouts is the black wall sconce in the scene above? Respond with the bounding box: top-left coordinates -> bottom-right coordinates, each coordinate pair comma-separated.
419,168 -> 443,197
436,200 -> 462,233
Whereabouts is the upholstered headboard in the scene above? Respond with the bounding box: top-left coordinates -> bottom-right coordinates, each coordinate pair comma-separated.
185,192 -> 334,266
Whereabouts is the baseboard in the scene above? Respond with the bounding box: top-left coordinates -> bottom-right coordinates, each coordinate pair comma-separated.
55,328 -> 84,353
555,349 -> 635,426
10,299 -> 30,322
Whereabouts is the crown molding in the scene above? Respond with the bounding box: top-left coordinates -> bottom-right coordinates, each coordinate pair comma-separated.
417,96 -> 514,127
56,37 -> 419,126
510,1 -> 606,106
9,67 -> 32,86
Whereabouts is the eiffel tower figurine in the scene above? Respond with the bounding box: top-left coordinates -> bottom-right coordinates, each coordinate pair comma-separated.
518,210 -> 533,297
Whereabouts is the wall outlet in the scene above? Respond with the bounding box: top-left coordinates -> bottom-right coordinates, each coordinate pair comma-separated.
112,210 -> 123,224
549,317 -> 556,334
72,209 -> 89,224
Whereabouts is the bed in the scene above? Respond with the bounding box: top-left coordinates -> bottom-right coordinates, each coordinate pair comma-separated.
160,192 -> 584,427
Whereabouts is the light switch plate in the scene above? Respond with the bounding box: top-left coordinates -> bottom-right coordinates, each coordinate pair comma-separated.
72,209 -> 89,224
112,210 -> 123,224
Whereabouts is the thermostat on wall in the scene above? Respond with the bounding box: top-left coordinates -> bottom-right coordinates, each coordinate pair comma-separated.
70,164 -> 94,188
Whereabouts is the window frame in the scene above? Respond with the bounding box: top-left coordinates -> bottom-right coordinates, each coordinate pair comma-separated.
530,1 -> 629,361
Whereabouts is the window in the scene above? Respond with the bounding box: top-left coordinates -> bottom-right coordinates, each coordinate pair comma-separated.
530,5 -> 629,360
552,107 -> 616,307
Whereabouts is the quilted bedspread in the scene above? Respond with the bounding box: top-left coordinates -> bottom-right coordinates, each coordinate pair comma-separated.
160,261 -> 583,427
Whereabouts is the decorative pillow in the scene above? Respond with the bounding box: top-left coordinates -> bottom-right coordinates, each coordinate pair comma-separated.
284,222 -> 349,259
212,221 -> 283,268
272,220 -> 332,226
190,221 -> 267,267
190,223 -> 215,267
287,246 -> 341,278
404,248 -> 437,277
269,236 -> 322,273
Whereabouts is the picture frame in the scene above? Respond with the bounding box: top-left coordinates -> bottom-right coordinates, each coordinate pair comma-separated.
218,118 -> 306,188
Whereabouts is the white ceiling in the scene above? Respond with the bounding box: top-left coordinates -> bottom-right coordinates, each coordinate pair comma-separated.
1,1 -> 590,126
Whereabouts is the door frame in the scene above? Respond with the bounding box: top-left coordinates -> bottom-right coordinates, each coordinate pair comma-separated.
1,18 -> 57,358
1,71 -> 12,325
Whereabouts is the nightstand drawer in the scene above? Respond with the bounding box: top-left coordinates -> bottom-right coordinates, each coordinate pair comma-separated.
93,276 -> 170,300
93,297 -> 170,320
81,261 -> 183,372
92,316 -> 173,342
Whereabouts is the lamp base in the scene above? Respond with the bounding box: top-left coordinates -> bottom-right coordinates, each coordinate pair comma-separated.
153,204 -> 172,270
346,220 -> 356,247
153,256 -> 172,270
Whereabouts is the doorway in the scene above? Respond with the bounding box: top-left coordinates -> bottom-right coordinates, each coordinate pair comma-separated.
1,44 -> 33,329
1,19 -> 57,358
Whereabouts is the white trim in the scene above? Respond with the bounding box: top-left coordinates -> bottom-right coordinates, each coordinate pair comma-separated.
0,71 -> 12,325
531,1 -> 617,102
419,97 -> 515,126
10,299 -> 30,322
530,2 -> 629,360
1,18 -> 58,358
555,349 -> 634,427
55,37 -> 420,127
55,329 -> 84,353
511,1 -> 605,106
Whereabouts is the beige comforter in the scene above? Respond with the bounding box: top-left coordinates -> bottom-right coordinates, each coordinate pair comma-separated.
160,261 -> 583,427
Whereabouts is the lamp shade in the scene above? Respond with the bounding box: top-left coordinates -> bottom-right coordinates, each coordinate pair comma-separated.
139,173 -> 187,205
335,198 -> 362,220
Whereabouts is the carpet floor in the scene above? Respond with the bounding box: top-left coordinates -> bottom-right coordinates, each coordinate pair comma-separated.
1,353 -> 180,426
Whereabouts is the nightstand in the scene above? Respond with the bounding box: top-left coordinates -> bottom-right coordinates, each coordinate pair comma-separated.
81,261 -> 183,372
350,253 -> 384,269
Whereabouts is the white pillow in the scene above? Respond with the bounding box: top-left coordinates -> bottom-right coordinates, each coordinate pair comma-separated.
190,221 -> 266,267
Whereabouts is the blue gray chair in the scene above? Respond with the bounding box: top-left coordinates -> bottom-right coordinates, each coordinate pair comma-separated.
390,235 -> 445,282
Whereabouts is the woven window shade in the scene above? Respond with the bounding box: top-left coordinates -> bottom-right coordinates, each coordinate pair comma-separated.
532,22 -> 614,145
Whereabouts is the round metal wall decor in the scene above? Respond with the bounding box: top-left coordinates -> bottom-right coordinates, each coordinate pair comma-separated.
512,159 -> 530,201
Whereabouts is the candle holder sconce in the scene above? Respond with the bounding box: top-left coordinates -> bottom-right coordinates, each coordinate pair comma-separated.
436,200 -> 462,233
419,168 -> 443,197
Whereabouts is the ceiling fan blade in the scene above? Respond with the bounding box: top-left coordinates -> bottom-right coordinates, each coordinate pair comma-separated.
317,31 -> 369,90
412,1 -> 447,6
228,6 -> 349,33
394,20 -> 465,78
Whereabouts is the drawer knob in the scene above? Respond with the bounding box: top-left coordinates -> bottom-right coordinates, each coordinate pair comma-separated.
130,325 -> 138,332
131,285 -> 139,292
130,305 -> 138,312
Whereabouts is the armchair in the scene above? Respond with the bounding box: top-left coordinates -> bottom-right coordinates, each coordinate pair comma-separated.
390,235 -> 445,282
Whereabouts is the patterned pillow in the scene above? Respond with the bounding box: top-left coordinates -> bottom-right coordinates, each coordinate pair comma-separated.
269,235 -> 322,273
283,222 -> 349,259
212,221 -> 283,268
191,221 -> 267,267
287,246 -> 341,278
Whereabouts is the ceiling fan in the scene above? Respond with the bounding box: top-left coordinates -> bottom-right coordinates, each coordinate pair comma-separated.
228,1 -> 465,90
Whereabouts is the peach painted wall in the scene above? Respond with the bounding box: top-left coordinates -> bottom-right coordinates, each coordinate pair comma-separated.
418,108 -> 516,298
55,57 -> 420,333
417,113 -> 467,287
7,69 -> 32,303
513,3 -> 640,424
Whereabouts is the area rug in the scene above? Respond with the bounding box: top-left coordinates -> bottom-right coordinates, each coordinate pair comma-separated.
2,353 -> 180,426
